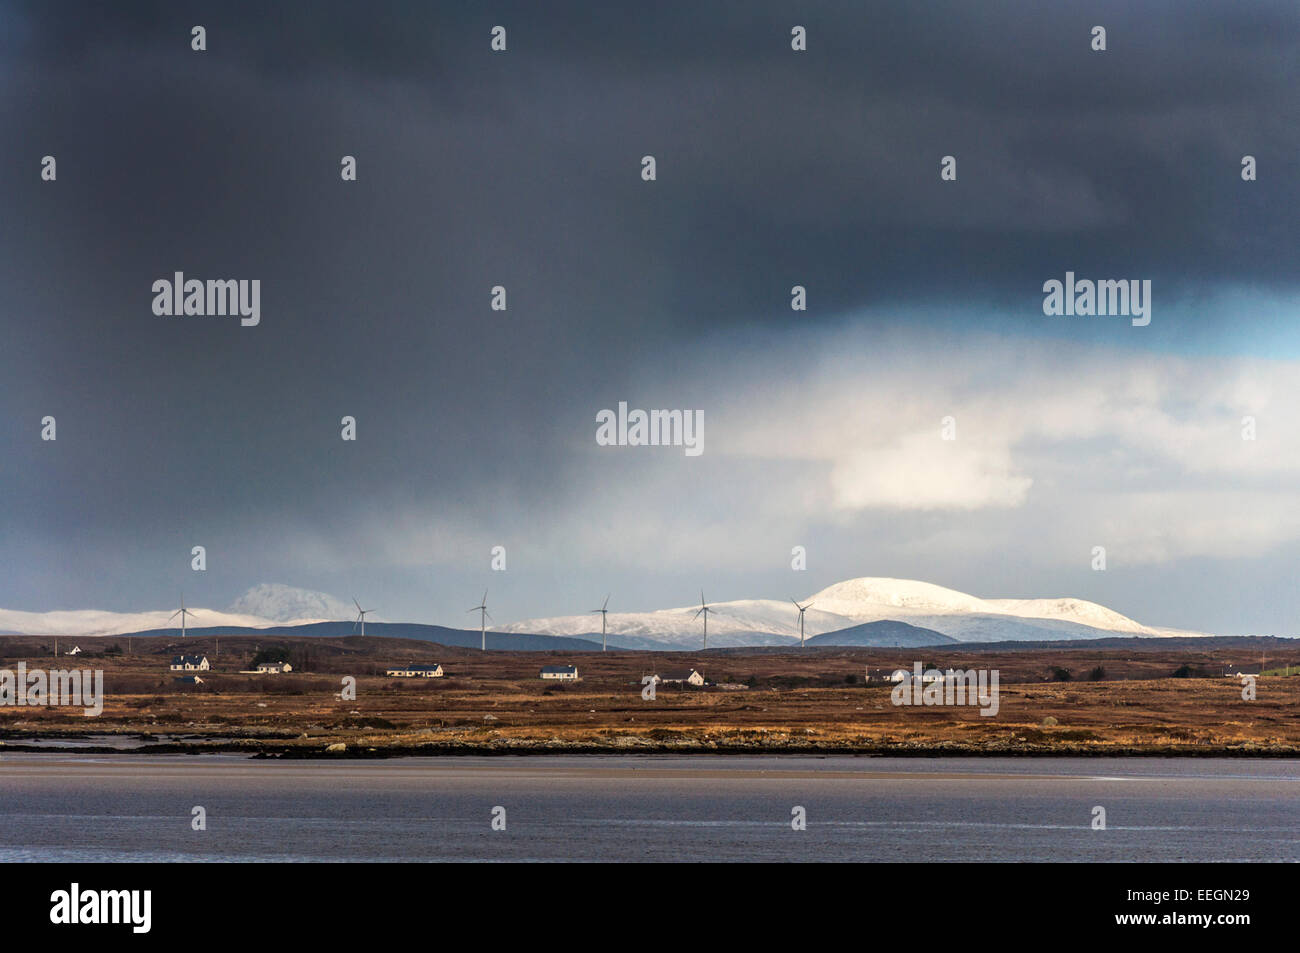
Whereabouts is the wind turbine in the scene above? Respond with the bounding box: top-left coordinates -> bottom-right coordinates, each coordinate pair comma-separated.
468,590 -> 492,651
693,591 -> 714,650
169,592 -> 198,638
353,598 -> 375,637
792,599 -> 814,648
590,594 -> 610,652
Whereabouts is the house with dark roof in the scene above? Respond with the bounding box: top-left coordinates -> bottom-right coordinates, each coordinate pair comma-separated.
386,664 -> 444,678
170,654 -> 210,672
539,664 -> 579,681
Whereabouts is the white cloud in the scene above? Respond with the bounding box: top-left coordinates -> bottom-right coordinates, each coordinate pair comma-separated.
829,432 -> 1032,510
239,316 -> 1300,581
227,583 -> 355,623
701,321 -> 1300,565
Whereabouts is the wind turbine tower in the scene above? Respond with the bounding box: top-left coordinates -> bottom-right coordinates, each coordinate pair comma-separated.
169,592 -> 198,638
693,591 -> 714,650
353,598 -> 375,637
591,594 -> 610,651
469,590 -> 492,651
792,599 -> 814,648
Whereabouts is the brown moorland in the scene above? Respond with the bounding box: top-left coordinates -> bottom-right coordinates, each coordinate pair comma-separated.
1,634 -> 1297,756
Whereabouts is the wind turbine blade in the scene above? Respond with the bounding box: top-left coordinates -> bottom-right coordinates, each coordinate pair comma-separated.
484,610 -> 494,623
168,610 -> 181,622
482,589 -> 488,605
353,598 -> 362,612
603,594 -> 610,610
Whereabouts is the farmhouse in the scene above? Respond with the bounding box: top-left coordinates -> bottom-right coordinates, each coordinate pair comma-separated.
539,664 -> 579,681
170,654 -> 210,672
884,668 -> 948,684
657,669 -> 705,686
255,660 -> 293,674
1223,663 -> 1262,678
386,664 -> 444,678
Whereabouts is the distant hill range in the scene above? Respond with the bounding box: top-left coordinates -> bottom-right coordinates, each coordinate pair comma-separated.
498,576 -> 1215,646
84,619 -> 956,652
0,622 -> 1293,655
805,620 -> 955,647
0,575 -> 1269,649
88,622 -> 610,652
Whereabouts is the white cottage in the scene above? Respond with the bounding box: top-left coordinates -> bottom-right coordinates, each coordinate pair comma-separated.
539,665 -> 579,681
657,669 -> 705,686
386,664 -> 444,678
1222,663 -> 1262,678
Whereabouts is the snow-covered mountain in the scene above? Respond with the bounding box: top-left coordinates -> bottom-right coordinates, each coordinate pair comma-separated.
0,577 -> 1207,646
0,606 -> 285,638
499,577 -> 1209,647
226,583 -> 356,624
0,585 -> 352,637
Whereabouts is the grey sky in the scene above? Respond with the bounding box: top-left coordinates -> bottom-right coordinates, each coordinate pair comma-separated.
2,1 -> 1298,634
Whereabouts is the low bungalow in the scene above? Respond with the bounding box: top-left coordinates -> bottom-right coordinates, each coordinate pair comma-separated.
656,669 -> 705,687
1223,664 -> 1263,678
387,664 -> 444,678
540,664 -> 579,681
886,668 -> 951,684
255,660 -> 293,674
170,654 -> 210,672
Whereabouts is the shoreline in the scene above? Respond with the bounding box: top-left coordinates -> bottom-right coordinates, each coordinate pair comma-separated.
3,734 -> 1297,759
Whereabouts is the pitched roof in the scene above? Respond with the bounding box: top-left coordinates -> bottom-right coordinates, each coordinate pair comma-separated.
540,665 -> 577,674
1223,663 -> 1263,675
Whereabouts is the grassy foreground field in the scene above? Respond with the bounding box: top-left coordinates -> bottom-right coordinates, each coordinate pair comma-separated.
1,635 -> 1298,756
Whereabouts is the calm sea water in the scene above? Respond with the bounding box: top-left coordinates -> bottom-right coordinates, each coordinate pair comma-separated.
0,753 -> 1296,862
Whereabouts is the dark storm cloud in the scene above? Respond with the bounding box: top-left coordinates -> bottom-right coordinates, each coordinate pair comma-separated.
1,1 -> 1297,628
9,0 -> 1299,323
